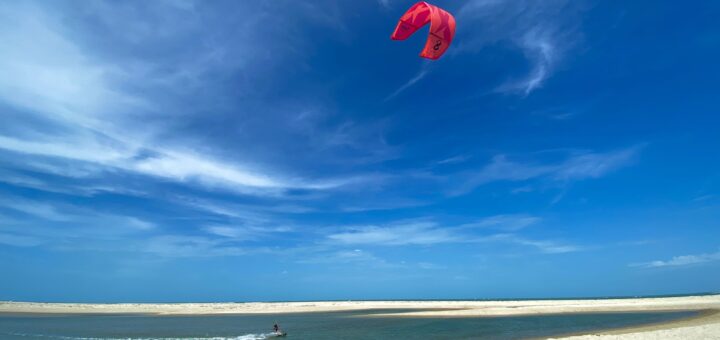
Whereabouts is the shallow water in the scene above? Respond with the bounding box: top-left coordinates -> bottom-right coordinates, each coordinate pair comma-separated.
0,309 -> 698,339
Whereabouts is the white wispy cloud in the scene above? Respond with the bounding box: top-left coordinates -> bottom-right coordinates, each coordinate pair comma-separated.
385,62 -> 431,101
0,195 -> 275,257
0,136 -> 133,165
692,195 -> 716,203
458,0 -> 585,95
0,133 -> 352,196
328,221 -> 458,246
0,196 -> 156,244
532,107 -> 580,121
0,2 -> 137,128
338,197 -> 428,212
204,224 -> 292,241
170,196 -> 300,244
131,151 -> 286,190
459,214 -> 541,231
0,1 -> 367,198
125,217 -> 156,231
173,196 -> 270,221
0,167 -> 155,198
204,226 -> 257,240
0,3 -> 275,192
496,27 -> 558,95
377,0 -> 392,9
326,217 -> 581,253
141,235 -> 252,258
631,249 -> 720,268
172,195 -> 314,237
0,232 -> 45,247
490,234 -> 582,254
451,146 -> 642,195
553,147 -> 641,181
299,248 -> 393,268
0,197 -> 73,222
437,155 -> 471,165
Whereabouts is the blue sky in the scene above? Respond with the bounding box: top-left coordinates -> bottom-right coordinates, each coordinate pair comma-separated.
0,0 -> 719,302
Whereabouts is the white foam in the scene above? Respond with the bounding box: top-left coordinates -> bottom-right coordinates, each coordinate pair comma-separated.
1,332 -> 279,340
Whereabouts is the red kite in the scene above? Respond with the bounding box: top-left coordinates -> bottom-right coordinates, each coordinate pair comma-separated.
391,2 -> 456,60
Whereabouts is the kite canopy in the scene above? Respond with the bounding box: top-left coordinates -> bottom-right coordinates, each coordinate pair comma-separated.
391,1 -> 456,60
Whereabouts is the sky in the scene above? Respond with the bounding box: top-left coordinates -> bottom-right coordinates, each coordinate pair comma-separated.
0,0 -> 719,302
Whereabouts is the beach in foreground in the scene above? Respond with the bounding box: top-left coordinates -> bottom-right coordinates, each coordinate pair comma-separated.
552,309 -> 720,339
1,295 -> 718,339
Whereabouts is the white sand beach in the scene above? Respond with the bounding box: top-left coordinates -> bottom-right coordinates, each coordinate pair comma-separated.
552,309 -> 720,339
1,295 -> 719,338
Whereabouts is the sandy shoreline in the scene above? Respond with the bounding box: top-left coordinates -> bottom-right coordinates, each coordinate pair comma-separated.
3,295 -> 717,316
550,309 -> 720,339
1,295 -> 719,338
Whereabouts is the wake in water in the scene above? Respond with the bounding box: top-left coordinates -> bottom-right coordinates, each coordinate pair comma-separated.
2,332 -> 284,340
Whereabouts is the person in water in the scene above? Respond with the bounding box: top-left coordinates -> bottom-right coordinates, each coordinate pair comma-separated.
273,323 -> 280,333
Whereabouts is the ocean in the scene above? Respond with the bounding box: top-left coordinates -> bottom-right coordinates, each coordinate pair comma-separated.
0,309 -> 697,339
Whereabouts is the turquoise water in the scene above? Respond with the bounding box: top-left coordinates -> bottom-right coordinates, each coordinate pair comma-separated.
0,310 -> 697,339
